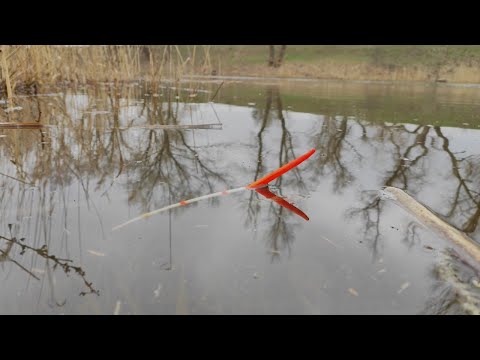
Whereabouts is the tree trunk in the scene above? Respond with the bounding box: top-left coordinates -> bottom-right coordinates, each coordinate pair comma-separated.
268,45 -> 275,67
141,46 -> 151,61
275,45 -> 287,68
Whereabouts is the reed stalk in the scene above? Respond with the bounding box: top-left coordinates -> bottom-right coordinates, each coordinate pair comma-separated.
0,45 -> 14,108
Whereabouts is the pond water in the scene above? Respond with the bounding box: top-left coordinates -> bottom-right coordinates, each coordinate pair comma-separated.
1,79 -> 480,314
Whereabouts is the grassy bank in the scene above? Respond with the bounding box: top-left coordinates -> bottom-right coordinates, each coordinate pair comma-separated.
200,45 -> 480,83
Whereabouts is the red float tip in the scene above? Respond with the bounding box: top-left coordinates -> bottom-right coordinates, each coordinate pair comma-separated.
246,149 -> 316,189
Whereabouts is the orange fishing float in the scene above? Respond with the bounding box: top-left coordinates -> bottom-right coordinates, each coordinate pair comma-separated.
113,148 -> 316,230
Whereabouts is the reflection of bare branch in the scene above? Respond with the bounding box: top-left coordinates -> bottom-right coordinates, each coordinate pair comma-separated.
347,192 -> 383,260
348,125 -> 431,259
434,126 -> 480,234
383,125 -> 429,190
246,87 -> 272,228
275,93 -> 307,193
125,91 -> 230,213
266,206 -> 294,262
177,131 -> 228,191
312,115 -> 354,192
245,86 -> 310,259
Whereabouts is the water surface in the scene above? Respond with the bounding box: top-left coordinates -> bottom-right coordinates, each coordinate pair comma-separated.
1,80 -> 480,314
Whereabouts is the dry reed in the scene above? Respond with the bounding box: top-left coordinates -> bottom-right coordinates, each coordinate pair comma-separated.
0,45 -> 215,95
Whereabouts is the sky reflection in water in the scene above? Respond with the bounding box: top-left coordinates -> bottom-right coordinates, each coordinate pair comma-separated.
0,80 -> 479,314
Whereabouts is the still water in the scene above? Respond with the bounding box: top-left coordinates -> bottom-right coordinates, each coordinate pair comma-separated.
1,79 -> 480,314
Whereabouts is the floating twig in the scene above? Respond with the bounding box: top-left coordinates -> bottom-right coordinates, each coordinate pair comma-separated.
0,235 -> 99,296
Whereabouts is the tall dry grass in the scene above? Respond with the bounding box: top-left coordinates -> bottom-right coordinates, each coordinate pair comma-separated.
0,46 -> 14,107
0,45 -> 215,99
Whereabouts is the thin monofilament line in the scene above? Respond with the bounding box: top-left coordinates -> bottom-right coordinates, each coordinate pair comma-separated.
112,187 -> 247,231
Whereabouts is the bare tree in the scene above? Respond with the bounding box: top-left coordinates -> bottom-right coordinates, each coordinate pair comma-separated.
268,46 -> 275,67
275,45 -> 287,68
267,45 -> 288,68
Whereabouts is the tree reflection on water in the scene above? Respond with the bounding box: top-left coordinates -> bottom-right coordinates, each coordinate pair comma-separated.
0,80 -> 480,314
245,86 -> 310,262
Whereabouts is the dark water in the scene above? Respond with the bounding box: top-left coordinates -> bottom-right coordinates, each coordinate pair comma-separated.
1,79 -> 480,314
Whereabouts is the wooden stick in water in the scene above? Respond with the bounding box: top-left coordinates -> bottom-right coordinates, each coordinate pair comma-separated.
382,186 -> 480,272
